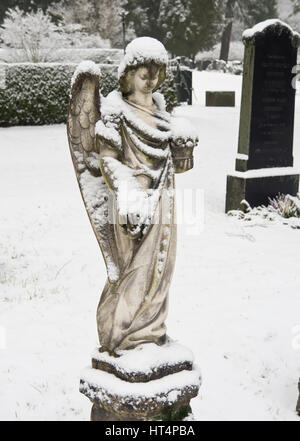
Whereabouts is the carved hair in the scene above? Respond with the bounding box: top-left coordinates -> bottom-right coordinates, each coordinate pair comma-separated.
119,62 -> 166,95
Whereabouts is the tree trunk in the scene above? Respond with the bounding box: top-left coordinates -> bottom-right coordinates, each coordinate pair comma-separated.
219,21 -> 233,62
219,0 -> 236,62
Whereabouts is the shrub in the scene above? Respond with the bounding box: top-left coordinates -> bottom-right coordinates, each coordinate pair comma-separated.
0,48 -> 123,64
227,194 -> 300,229
0,7 -> 113,63
0,62 -> 178,126
159,69 -> 179,113
268,194 -> 300,219
0,8 -> 65,63
0,63 -> 118,126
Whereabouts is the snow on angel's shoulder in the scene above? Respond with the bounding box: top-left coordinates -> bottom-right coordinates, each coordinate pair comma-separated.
96,91 -> 123,152
152,91 -> 167,112
71,60 -> 101,88
100,91 -> 123,122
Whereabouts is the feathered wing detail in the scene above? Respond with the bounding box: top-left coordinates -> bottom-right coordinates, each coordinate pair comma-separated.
67,62 -> 120,283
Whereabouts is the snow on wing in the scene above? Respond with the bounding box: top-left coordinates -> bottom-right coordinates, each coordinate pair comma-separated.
67,63 -> 120,283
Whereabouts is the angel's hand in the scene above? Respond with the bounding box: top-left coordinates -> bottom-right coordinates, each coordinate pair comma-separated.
128,212 -> 146,226
121,223 -> 142,240
120,212 -> 150,239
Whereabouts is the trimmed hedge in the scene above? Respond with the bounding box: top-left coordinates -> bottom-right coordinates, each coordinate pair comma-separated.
162,69 -> 179,112
0,48 -> 123,64
0,63 -> 118,126
0,63 -> 178,126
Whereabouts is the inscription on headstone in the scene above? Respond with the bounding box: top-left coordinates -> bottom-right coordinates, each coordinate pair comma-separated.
226,20 -> 300,212
246,32 -> 296,170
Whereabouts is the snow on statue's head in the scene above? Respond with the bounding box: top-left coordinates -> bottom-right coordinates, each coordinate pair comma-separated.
118,37 -> 168,95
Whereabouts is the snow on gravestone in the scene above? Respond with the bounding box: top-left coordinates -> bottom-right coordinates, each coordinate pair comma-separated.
226,20 -> 300,212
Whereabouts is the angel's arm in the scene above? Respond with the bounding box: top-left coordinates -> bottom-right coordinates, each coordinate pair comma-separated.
97,137 -> 151,237
99,142 -> 149,192
99,142 -> 121,193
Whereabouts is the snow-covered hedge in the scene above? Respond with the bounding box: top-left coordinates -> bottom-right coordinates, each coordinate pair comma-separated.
0,63 -> 118,126
0,62 -> 178,126
0,48 -> 124,64
160,69 -> 178,112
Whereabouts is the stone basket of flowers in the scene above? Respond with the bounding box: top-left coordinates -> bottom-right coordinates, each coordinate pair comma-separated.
170,137 -> 196,173
170,117 -> 199,174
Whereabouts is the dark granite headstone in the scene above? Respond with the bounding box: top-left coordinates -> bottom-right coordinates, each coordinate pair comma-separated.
175,68 -> 193,105
226,20 -> 300,212
206,91 -> 235,107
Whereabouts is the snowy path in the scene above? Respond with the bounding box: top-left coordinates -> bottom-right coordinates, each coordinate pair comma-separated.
0,72 -> 300,421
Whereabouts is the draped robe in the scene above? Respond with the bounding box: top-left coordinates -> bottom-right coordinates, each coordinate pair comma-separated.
96,91 -> 177,352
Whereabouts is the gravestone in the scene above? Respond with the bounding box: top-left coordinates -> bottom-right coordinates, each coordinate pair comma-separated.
206,91 -> 235,107
175,67 -> 193,105
226,20 -> 300,212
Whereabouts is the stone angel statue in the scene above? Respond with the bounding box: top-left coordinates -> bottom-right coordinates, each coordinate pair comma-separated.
67,37 -> 198,358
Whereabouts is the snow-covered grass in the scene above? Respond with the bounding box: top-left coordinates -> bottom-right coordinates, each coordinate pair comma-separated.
228,195 -> 300,230
0,71 -> 300,421
192,71 -> 242,107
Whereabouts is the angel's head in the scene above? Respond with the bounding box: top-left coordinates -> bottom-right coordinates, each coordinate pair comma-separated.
118,37 -> 168,96
119,63 -> 166,96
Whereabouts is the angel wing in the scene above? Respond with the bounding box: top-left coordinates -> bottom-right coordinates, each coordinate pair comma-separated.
67,61 -> 120,284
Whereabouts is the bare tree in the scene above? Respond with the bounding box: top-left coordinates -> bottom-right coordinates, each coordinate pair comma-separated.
0,7 -> 64,62
49,0 -> 131,48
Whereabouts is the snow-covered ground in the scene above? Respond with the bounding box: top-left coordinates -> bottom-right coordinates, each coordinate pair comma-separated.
0,71 -> 300,421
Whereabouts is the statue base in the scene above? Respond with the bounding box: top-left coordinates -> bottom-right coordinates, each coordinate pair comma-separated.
225,169 -> 299,212
80,340 -> 201,421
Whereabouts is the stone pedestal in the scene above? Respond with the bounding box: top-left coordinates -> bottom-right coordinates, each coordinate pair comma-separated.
226,169 -> 299,212
297,379 -> 300,416
80,341 -> 201,421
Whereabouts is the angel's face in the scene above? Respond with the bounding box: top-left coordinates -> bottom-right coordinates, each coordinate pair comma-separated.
130,66 -> 159,94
